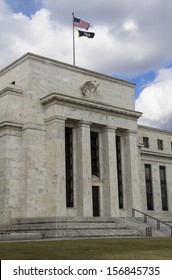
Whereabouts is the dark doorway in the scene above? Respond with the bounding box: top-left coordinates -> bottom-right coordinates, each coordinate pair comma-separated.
92,186 -> 100,217
65,127 -> 74,207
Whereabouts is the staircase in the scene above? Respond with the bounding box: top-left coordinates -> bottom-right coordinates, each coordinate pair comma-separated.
1,209 -> 171,241
0,217 -> 141,241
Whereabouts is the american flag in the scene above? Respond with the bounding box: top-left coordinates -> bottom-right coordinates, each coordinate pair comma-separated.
73,17 -> 90,30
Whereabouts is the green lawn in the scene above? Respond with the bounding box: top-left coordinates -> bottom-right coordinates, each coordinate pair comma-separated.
0,238 -> 172,260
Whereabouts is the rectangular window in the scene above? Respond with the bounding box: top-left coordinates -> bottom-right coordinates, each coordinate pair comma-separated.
91,131 -> 100,177
65,127 -> 74,207
157,139 -> 163,150
145,164 -> 154,210
116,136 -> 123,209
159,166 -> 168,211
143,137 -> 149,148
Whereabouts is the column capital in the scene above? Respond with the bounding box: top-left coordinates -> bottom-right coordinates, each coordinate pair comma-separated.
124,129 -> 137,136
76,120 -> 92,128
103,125 -> 117,132
45,115 -> 67,125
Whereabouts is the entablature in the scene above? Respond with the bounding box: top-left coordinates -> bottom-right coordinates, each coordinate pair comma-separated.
40,92 -> 142,120
140,150 -> 172,161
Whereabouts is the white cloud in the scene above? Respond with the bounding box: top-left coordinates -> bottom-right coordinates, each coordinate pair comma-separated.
1,0 -> 172,131
38,0 -> 172,75
0,1 -> 73,68
135,68 -> 172,130
123,20 -> 138,31
1,0 -> 172,77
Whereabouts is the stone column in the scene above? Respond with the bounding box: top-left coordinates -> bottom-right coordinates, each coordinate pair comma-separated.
0,123 -> 22,225
123,130 -> 142,214
46,116 -> 67,217
22,124 -> 46,218
102,126 -> 119,217
75,121 -> 92,217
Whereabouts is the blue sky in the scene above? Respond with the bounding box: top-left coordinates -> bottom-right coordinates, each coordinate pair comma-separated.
6,0 -> 41,16
1,0 -> 172,129
131,72 -> 156,99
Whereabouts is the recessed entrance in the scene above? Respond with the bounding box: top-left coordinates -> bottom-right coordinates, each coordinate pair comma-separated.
92,186 -> 100,217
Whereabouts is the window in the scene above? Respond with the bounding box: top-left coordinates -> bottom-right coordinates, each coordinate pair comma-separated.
65,127 -> 74,207
171,142 -> 172,152
91,131 -> 100,177
116,136 -> 123,209
157,139 -> 163,150
143,137 -> 149,148
145,164 -> 154,210
159,166 -> 168,211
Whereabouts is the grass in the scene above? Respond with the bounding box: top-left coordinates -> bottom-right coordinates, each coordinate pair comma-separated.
0,238 -> 172,260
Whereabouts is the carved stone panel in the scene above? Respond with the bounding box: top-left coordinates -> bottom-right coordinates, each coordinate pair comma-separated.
81,81 -> 100,97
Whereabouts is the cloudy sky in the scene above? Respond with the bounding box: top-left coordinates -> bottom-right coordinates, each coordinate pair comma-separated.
1,0 -> 172,130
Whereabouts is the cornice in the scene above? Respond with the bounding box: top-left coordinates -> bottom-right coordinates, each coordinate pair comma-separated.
0,86 -> 23,98
140,149 -> 172,160
138,124 -> 172,135
40,92 -> 142,120
0,121 -> 23,130
0,121 -> 23,137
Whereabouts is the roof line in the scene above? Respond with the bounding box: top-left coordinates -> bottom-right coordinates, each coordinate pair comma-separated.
0,52 -> 135,88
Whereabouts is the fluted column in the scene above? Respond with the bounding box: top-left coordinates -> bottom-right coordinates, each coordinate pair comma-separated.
123,130 -> 142,213
75,121 -> 92,217
102,126 -> 119,217
46,116 -> 67,217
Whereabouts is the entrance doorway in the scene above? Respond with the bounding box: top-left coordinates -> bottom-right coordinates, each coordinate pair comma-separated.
92,186 -> 100,217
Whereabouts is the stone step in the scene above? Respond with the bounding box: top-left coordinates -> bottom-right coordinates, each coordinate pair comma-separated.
11,216 -> 117,224
0,228 -> 140,241
0,217 -> 142,241
0,232 -> 43,241
0,232 -> 139,241
43,228 -> 140,238
11,222 -> 125,231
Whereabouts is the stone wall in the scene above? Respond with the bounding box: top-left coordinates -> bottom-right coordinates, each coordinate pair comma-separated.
138,125 -> 172,216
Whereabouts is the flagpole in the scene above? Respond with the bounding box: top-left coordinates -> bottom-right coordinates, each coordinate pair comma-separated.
72,12 -> 75,66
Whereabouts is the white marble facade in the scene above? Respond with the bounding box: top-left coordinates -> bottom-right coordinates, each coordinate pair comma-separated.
0,53 -> 172,225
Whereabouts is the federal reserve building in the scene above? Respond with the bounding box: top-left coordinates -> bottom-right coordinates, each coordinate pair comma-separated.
0,53 -> 172,239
